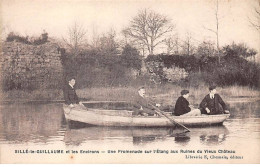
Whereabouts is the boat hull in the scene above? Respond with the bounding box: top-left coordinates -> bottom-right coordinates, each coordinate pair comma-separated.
63,105 -> 230,127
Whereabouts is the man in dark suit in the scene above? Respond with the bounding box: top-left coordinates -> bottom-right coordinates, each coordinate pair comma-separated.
174,90 -> 201,116
199,85 -> 229,115
63,77 -> 85,108
131,87 -> 160,116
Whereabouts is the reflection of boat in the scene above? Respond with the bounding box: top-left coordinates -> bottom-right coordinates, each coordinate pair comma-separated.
63,104 -> 230,127
63,126 -> 176,145
198,126 -> 229,145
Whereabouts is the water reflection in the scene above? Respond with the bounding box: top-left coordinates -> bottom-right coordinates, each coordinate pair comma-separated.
0,103 -> 64,144
63,126 -> 181,146
63,123 -> 229,146
174,134 -> 191,146
228,101 -> 260,119
198,126 -> 229,146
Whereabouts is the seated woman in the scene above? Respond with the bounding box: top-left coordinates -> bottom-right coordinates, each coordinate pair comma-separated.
173,90 -> 201,116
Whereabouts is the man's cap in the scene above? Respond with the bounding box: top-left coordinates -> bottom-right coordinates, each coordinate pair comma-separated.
209,85 -> 217,91
181,89 -> 189,95
138,86 -> 145,90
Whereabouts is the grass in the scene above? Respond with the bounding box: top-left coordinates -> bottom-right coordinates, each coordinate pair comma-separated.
1,85 -> 259,104
77,84 -> 259,106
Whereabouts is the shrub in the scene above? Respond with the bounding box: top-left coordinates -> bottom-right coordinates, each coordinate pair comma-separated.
121,44 -> 142,71
145,52 -> 260,88
6,32 -> 31,44
5,32 -> 48,45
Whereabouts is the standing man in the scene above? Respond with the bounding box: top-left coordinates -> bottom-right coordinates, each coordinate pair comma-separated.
174,90 -> 201,116
199,85 -> 229,115
63,77 -> 84,108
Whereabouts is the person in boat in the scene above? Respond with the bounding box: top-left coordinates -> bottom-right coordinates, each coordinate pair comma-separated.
63,77 -> 85,108
199,85 -> 229,115
131,87 -> 160,116
173,90 -> 201,116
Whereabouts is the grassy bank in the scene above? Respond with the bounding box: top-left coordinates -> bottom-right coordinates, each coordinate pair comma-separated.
2,85 -> 258,104
77,85 -> 260,106
1,85 -> 260,105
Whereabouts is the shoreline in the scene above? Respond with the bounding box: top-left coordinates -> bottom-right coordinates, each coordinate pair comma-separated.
0,96 -> 259,104
1,85 -> 259,104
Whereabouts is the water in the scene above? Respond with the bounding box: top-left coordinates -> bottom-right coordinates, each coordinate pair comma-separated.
0,99 -> 259,163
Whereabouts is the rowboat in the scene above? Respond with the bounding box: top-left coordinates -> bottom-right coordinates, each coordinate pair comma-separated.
63,104 -> 230,127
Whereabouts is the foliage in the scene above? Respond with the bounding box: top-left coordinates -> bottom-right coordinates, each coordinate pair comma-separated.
6,31 -> 49,45
61,44 -> 143,88
6,32 -> 31,44
121,44 -> 142,70
146,54 -> 200,72
196,40 -> 217,57
97,30 -> 120,56
145,49 -> 260,88
221,42 -> 257,59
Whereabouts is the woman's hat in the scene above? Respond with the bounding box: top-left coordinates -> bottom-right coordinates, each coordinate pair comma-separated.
181,89 -> 189,95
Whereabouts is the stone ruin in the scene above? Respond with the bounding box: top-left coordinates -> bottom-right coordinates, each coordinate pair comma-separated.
0,41 -> 63,90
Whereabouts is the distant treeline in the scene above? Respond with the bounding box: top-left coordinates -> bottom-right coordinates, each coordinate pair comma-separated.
146,53 -> 260,87
3,31 -> 259,89
61,44 -> 145,88
62,43 -> 260,88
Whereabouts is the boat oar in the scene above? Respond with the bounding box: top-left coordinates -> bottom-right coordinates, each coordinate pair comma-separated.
149,103 -> 191,132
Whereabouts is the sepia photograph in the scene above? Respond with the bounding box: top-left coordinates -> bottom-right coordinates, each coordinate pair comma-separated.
0,0 -> 259,164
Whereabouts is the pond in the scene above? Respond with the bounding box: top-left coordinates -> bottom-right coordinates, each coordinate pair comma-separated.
0,99 -> 259,163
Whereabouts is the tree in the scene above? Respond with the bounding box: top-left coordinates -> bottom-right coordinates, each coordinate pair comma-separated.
181,32 -> 196,55
203,0 -> 221,63
164,33 -> 180,54
248,1 -> 260,31
121,44 -> 142,71
197,40 -> 217,57
221,42 -> 257,61
123,9 -> 174,55
90,29 -> 120,56
63,22 -> 88,56
98,29 -> 120,56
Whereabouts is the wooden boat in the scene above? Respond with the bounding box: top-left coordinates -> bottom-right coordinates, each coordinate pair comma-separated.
63,104 -> 230,127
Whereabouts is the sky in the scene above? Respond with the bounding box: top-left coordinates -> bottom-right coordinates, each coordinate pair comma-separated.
1,0 -> 260,59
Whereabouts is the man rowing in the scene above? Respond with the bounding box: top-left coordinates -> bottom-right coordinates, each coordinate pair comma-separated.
131,87 -> 161,116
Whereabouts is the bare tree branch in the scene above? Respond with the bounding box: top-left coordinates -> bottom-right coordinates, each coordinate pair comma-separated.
203,0 -> 220,63
63,21 -> 88,56
122,9 -> 174,55
248,1 -> 260,31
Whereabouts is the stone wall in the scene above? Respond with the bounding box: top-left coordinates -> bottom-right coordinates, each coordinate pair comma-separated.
0,41 -> 63,90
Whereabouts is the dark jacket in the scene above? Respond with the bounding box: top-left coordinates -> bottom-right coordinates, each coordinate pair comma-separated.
174,96 -> 191,116
63,84 -> 79,105
130,94 -> 155,115
199,94 -> 226,115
